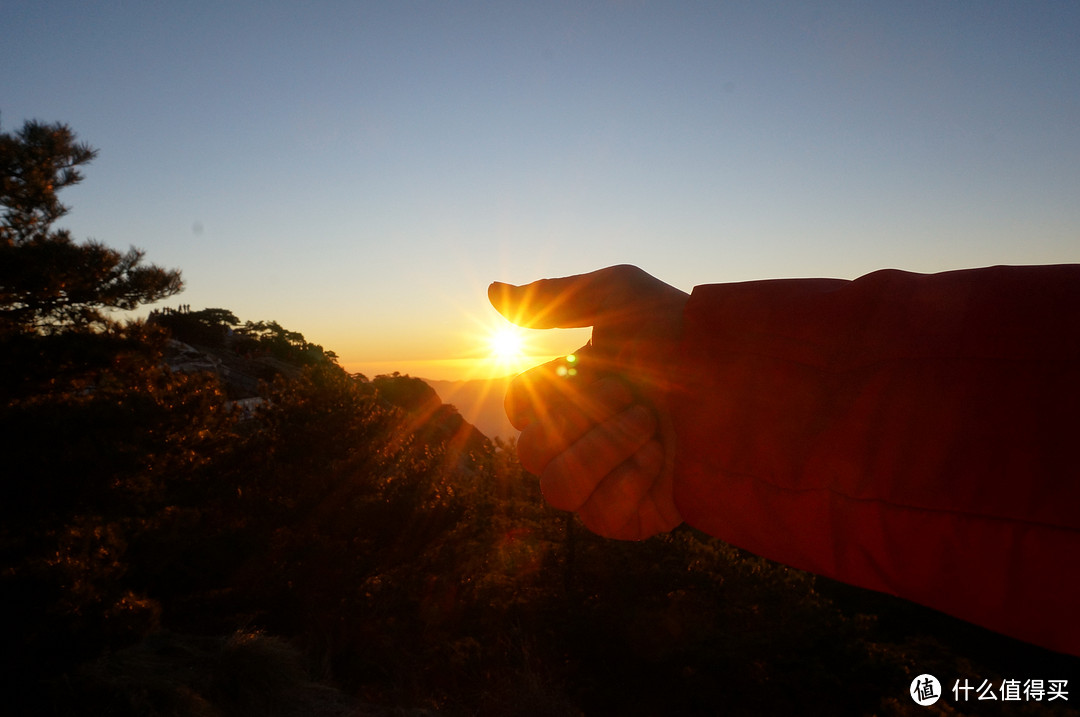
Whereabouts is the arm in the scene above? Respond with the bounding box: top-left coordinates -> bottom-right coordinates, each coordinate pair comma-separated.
671,265 -> 1080,655
493,264 -> 1080,655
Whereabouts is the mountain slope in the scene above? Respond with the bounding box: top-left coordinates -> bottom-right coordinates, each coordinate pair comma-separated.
423,376 -> 518,441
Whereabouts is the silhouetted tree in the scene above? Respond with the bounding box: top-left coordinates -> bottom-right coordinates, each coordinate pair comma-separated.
0,119 -> 95,243
233,318 -> 336,364
192,307 -> 240,328
152,306 -> 239,347
0,119 -> 182,335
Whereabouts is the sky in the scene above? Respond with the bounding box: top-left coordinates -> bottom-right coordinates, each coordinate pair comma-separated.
4,1 -> 1079,380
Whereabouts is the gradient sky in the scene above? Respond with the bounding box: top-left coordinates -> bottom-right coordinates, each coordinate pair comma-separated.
4,1 -> 1078,380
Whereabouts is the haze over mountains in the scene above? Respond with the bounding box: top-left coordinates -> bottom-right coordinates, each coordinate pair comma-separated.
423,375 -> 518,442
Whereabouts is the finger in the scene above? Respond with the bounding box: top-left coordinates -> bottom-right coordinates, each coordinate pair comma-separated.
539,403 -> 657,512
488,265 -> 646,330
631,486 -> 683,540
504,356 -> 570,431
516,377 -> 636,475
504,354 -> 627,431
577,438 -> 666,540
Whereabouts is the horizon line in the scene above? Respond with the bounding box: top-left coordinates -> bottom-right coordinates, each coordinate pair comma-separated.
342,354 -> 562,383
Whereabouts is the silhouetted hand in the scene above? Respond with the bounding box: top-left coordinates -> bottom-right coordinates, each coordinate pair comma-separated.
488,265 -> 688,540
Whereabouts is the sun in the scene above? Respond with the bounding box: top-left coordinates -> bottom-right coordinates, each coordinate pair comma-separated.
489,325 -> 526,362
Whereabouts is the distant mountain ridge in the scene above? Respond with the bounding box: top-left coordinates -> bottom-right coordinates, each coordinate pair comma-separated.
423,376 -> 519,441
162,336 -> 496,451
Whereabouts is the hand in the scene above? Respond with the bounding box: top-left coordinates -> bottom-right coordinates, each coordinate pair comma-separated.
488,265 -> 688,540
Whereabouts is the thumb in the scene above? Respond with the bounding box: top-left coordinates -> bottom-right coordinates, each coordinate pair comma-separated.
489,265 -> 641,330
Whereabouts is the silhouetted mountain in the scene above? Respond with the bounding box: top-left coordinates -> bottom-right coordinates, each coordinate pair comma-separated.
372,373 -> 491,459
423,376 -> 519,441
162,330 -> 495,460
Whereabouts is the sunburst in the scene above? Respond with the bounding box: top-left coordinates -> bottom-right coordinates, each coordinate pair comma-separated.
488,325 -> 527,364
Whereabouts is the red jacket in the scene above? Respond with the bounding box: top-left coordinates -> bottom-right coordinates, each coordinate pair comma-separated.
669,265 -> 1080,655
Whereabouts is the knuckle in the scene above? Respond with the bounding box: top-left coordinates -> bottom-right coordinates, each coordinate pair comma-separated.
539,461 -> 589,512
608,404 -> 657,445
633,438 -> 665,474
516,426 -> 553,476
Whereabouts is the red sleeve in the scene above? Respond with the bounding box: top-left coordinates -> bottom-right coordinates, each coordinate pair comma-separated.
669,265 -> 1080,655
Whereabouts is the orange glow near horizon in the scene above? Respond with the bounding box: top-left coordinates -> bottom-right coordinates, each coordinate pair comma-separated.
336,294 -> 592,383
342,355 -> 559,382
340,317 -> 590,383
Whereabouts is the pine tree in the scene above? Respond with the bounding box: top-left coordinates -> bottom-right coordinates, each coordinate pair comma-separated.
0,119 -> 182,335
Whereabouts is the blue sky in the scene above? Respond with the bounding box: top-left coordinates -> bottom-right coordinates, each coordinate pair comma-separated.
4,1 -> 1078,379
